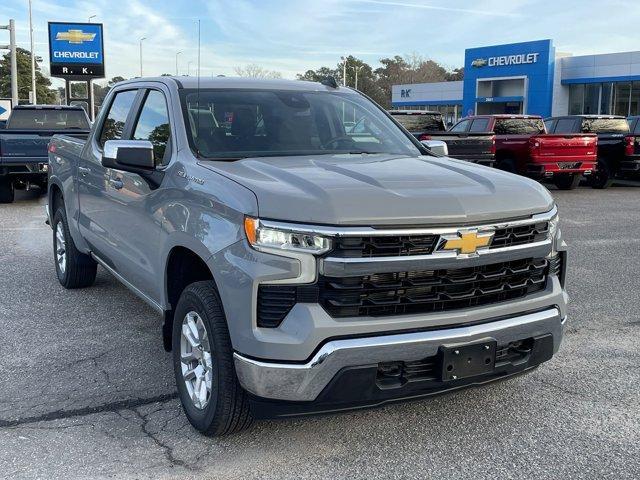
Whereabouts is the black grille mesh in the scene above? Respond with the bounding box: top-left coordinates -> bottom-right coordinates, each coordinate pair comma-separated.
318,258 -> 549,318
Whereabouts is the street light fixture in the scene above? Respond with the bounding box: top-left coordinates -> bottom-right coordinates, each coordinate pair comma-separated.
176,51 -> 182,75
353,65 -> 364,91
139,37 -> 146,77
88,15 -> 97,23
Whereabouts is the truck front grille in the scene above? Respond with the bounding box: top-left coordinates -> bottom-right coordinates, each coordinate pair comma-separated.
331,222 -> 548,258
317,258 -> 549,318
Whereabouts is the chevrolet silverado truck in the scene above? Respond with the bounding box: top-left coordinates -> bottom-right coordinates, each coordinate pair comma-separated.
545,114 -> 632,189
0,104 -> 90,203
449,115 -> 597,190
47,77 -> 568,436
388,110 -> 495,165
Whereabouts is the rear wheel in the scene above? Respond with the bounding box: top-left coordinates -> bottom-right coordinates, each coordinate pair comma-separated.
173,281 -> 252,436
553,174 -> 581,190
52,205 -> 97,288
590,159 -> 613,189
0,176 -> 15,203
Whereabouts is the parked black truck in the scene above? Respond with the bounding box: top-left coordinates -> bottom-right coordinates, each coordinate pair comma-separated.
0,105 -> 91,203
388,110 -> 495,166
545,114 -> 638,188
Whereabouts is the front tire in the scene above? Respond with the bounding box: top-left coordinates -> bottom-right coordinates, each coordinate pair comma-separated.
0,176 -> 15,203
553,174 -> 581,190
52,206 -> 97,288
172,281 -> 252,436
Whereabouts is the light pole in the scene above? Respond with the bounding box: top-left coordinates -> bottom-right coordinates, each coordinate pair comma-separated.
28,0 -> 36,104
139,37 -> 146,77
187,61 -> 193,76
341,56 -> 347,86
175,51 -> 182,75
88,15 -> 96,23
353,65 -> 363,91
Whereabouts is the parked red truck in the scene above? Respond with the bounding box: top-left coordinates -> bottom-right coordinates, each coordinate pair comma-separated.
448,115 -> 597,189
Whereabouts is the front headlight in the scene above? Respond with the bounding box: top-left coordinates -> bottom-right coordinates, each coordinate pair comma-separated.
244,217 -> 332,255
548,211 -> 560,256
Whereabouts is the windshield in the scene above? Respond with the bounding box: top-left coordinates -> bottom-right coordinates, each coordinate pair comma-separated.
391,113 -> 444,132
181,89 -> 421,159
494,118 -> 544,135
7,109 -> 89,130
581,118 -> 629,134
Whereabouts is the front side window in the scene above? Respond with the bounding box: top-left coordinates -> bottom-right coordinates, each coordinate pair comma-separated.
494,118 -> 544,135
99,90 -> 138,146
554,119 -> 576,133
181,89 -> 421,159
449,119 -> 470,132
133,90 -> 171,166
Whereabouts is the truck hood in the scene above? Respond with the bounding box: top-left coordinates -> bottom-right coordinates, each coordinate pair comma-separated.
201,154 -> 554,226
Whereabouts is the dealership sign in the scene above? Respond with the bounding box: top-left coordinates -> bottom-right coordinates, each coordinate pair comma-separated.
48,22 -> 105,78
472,53 -> 540,68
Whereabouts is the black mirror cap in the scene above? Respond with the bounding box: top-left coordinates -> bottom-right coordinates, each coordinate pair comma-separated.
102,140 -> 155,170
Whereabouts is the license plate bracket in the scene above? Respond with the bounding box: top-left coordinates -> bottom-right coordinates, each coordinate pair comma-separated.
440,340 -> 497,381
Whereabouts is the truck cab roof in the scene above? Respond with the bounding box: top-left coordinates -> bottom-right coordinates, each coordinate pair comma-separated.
388,110 -> 442,116
13,104 -> 86,111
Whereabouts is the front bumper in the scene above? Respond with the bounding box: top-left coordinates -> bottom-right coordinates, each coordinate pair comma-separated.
234,306 -> 564,403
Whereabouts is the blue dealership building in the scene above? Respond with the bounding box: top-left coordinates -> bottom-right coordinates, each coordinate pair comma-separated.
392,39 -> 640,124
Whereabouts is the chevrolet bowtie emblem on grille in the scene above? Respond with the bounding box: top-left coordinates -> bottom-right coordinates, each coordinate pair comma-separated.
56,30 -> 96,44
440,230 -> 494,255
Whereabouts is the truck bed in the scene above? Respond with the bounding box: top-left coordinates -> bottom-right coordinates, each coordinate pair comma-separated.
426,132 -> 495,166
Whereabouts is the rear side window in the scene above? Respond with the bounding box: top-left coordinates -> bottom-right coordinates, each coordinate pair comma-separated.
132,90 -> 171,166
449,119 -> 470,132
494,118 -> 544,135
99,90 -> 138,146
581,118 -> 630,134
634,120 -> 640,135
469,118 -> 489,133
554,119 -> 576,133
392,113 -> 444,132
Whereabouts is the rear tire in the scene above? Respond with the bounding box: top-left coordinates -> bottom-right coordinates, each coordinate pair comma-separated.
553,174 -> 581,190
0,176 -> 15,203
590,159 -> 613,189
173,281 -> 253,436
52,205 -> 97,288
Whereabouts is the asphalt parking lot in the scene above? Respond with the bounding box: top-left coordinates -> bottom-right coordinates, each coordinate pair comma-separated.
1,185 -> 639,480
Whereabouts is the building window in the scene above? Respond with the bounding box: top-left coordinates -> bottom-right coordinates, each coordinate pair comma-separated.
584,84 -> 599,115
613,82 -> 632,116
600,82 -> 613,115
569,84 -> 584,114
631,81 -> 640,116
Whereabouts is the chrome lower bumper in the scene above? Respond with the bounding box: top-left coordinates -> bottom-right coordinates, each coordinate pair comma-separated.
234,307 -> 564,402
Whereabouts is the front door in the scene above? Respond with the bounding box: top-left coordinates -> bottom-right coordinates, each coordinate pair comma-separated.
100,88 -> 172,304
77,88 -> 139,262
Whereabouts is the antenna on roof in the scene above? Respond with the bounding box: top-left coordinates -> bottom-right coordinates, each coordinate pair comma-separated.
320,76 -> 339,89
196,18 -> 201,158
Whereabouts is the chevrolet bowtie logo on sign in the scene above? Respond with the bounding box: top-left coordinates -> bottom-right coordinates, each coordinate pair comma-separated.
440,230 -> 494,255
55,29 -> 96,44
471,58 -> 487,68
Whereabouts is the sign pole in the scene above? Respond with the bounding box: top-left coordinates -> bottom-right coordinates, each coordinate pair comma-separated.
28,1 -> 37,104
88,80 -> 95,121
9,19 -> 18,106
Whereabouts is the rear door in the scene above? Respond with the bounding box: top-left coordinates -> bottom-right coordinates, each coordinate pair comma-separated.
77,88 -> 140,262
100,87 -> 173,303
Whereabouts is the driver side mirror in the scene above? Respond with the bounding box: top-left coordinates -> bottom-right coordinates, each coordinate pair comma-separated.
102,140 -> 155,171
421,139 -> 449,156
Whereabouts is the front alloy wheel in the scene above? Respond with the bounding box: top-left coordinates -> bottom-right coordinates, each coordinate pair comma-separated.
180,311 -> 213,410
55,222 -> 67,275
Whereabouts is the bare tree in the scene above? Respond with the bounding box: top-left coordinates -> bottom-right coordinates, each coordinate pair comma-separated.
234,64 -> 282,79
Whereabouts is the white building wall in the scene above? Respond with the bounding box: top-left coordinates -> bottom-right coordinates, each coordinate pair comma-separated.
391,81 -> 463,104
552,52 -> 572,116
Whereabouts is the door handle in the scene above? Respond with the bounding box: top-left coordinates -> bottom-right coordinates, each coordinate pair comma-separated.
78,166 -> 91,176
109,178 -> 124,190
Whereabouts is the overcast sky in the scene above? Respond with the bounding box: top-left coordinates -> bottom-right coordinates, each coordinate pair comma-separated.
3,0 -> 640,89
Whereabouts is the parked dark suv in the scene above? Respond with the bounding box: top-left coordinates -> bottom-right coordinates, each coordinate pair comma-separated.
545,115 -> 636,188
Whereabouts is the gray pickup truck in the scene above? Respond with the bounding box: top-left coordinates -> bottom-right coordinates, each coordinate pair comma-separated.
0,105 -> 90,202
47,77 -> 568,436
